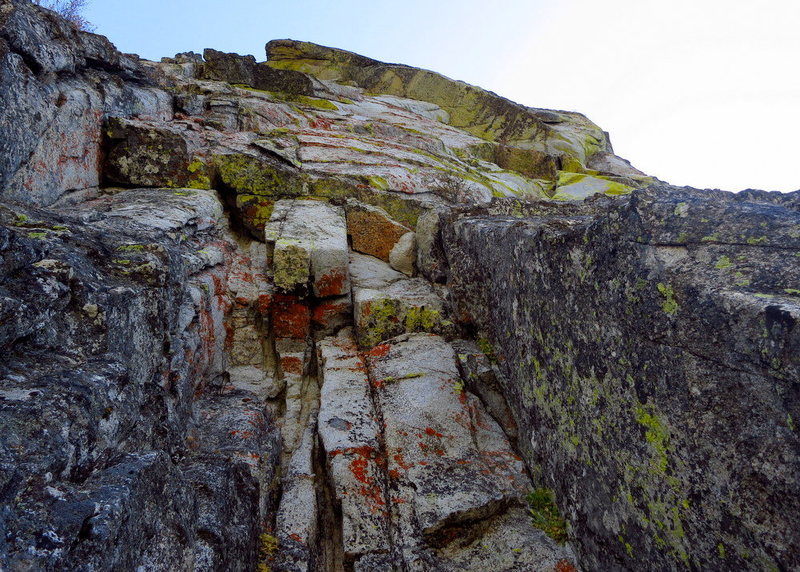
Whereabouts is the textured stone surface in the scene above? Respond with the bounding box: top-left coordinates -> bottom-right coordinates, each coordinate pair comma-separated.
266,39 -> 610,174
0,0 -> 171,206
351,254 -> 453,349
104,117 -> 212,189
265,199 -> 350,297
0,189 -> 281,570
366,334 -> 575,570
443,187 -> 800,570
317,329 -> 389,561
274,418 -> 319,572
551,171 -> 634,200
346,201 -> 411,261
389,231 -> 416,276
1,5 -> 797,570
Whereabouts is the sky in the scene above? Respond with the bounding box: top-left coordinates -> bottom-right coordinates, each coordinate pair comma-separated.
84,0 -> 799,193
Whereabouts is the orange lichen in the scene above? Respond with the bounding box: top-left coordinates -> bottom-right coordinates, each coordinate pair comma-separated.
554,559 -> 577,572
368,343 -> 391,358
280,355 -> 304,375
315,269 -> 347,298
272,294 -> 310,339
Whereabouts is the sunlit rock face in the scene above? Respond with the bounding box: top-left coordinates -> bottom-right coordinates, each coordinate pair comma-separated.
1,2 -> 798,570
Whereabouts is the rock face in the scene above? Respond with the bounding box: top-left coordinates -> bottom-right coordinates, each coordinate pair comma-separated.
442,189 -> 800,570
0,188 -> 281,570
0,3 -> 798,571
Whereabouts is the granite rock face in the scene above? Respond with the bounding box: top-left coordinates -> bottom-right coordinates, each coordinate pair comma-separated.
443,188 -> 800,570
0,189 -> 281,570
1,4 -> 798,571
0,0 -> 171,206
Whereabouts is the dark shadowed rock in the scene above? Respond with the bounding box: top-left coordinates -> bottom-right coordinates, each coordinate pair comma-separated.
442,186 -> 800,570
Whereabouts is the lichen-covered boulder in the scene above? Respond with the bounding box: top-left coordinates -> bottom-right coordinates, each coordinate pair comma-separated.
551,171 -> 634,200
345,200 -> 411,262
104,117 -> 212,189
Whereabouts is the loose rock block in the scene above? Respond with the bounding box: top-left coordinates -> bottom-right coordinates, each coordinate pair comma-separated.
265,200 -> 350,297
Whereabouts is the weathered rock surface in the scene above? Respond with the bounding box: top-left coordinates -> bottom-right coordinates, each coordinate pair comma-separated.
265,199 -> 350,297
346,200 -> 411,262
0,189 -> 281,570
1,4 -> 798,571
0,0 -> 171,206
351,253 -> 454,348
443,187 -> 800,570
315,331 -> 575,570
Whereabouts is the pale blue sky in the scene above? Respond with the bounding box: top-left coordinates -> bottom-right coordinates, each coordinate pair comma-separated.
85,0 -> 800,192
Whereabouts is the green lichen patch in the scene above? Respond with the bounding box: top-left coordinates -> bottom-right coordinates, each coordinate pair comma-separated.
215,153 -> 306,197
634,403 -> 670,473
294,95 -> 339,111
657,283 -> 678,315
310,177 -> 423,228
715,255 -> 733,270
116,244 -> 146,252
359,297 -> 401,348
359,298 -> 449,348
526,488 -> 568,544
273,240 -> 310,291
477,337 -> 498,363
404,306 -> 442,332
551,171 -> 634,201
257,532 -> 278,572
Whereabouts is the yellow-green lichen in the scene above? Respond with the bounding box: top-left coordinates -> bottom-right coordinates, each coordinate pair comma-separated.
360,297 -> 400,348
477,337 -> 498,363
257,532 -> 278,572
293,95 -> 339,111
657,283 -> 678,315
273,241 -> 309,290
366,175 -> 389,190
634,403 -> 670,473
117,244 -> 146,252
715,255 -> 733,270
405,306 -> 441,332
215,153 -> 306,197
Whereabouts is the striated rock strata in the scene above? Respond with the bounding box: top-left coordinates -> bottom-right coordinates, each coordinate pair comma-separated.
1,2 -> 798,570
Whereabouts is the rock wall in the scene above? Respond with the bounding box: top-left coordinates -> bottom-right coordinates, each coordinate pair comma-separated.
0,0 -> 171,206
0,188 -> 281,569
1,2 -> 798,570
442,188 -> 800,569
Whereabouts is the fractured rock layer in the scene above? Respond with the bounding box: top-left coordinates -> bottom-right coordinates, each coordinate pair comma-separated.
1,2 -> 798,571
